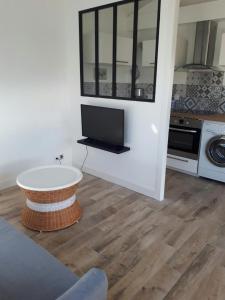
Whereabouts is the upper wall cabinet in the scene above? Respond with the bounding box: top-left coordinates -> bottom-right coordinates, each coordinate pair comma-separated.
219,33 -> 225,66
79,0 -> 161,102
142,36 -> 187,68
84,33 -> 133,65
175,35 -> 188,68
142,40 -> 156,67
117,37 -> 133,65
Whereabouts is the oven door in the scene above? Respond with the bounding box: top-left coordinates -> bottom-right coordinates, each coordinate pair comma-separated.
168,126 -> 201,160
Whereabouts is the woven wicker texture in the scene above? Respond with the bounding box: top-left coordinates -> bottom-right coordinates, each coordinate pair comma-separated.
21,185 -> 78,204
22,201 -> 82,232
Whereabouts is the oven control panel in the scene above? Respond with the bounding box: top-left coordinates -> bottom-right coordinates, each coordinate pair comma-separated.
170,117 -> 202,129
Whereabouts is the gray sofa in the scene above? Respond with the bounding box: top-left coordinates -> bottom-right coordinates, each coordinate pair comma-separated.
0,218 -> 108,300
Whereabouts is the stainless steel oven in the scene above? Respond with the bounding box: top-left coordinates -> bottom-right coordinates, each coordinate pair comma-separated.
168,117 -> 202,160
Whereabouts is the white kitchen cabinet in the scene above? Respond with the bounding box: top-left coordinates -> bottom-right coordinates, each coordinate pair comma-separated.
142,35 -> 187,68
219,33 -> 225,66
167,154 -> 198,176
116,36 -> 133,65
142,40 -> 156,67
83,33 -> 133,65
83,33 -> 112,64
99,33 -> 113,64
175,35 -> 188,68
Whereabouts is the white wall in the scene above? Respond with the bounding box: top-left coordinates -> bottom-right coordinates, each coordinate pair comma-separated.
0,0 -> 179,200
179,0 -> 225,24
68,0 -> 179,200
0,0 -> 72,189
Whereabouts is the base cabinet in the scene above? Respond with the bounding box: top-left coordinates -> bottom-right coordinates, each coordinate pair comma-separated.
167,154 -> 198,175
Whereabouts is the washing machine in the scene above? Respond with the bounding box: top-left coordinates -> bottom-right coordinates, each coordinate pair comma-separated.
198,121 -> 225,182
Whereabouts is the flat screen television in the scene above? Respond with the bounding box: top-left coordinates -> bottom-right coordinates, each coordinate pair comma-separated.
81,105 -> 124,146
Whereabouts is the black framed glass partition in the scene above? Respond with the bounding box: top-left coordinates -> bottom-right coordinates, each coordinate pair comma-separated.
80,11 -> 96,95
79,0 -> 161,102
134,0 -> 160,100
116,1 -> 134,99
99,7 -> 114,97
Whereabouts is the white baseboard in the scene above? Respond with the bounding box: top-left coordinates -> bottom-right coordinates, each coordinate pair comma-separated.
79,166 -> 158,200
1,166 -> 158,201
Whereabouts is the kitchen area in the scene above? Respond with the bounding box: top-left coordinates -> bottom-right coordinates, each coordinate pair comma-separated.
167,0 -> 225,184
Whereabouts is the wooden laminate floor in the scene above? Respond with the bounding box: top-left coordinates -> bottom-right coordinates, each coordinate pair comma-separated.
1,169 -> 225,299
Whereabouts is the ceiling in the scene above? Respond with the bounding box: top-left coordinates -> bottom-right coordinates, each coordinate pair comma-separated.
129,0 -> 217,12
125,0 -> 217,16
180,0 -> 217,7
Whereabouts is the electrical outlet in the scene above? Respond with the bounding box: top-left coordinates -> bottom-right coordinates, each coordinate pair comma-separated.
55,154 -> 64,162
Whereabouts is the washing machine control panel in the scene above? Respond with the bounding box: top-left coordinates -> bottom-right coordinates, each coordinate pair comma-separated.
204,121 -> 225,136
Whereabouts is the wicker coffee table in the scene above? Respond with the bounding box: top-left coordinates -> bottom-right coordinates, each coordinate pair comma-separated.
17,165 -> 83,232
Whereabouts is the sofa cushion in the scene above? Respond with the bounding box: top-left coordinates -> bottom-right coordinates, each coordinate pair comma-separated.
57,268 -> 108,300
0,219 -> 78,300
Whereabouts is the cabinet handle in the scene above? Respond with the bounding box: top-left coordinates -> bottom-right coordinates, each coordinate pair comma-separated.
170,127 -> 197,134
167,155 -> 189,163
116,60 -> 129,64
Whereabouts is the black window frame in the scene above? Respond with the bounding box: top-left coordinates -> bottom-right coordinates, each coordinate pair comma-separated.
79,0 -> 161,103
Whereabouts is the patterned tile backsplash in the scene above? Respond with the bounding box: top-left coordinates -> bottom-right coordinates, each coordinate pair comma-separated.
83,82 -> 154,99
83,71 -> 225,114
172,71 -> 225,114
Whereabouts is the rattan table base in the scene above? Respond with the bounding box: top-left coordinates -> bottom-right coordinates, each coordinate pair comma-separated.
17,166 -> 83,232
19,184 -> 82,232
22,201 -> 82,232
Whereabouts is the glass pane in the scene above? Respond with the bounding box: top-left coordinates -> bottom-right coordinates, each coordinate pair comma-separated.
82,12 -> 96,95
135,0 -> 159,100
98,8 -> 113,97
116,2 -> 134,98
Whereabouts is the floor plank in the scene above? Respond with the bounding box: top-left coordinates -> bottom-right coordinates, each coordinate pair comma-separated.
1,169 -> 225,300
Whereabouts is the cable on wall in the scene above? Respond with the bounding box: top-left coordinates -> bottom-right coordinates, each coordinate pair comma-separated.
81,146 -> 89,171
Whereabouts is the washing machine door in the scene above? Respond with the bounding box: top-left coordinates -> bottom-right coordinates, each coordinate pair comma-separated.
206,135 -> 225,167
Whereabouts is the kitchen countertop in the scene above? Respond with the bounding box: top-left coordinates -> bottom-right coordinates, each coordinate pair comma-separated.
171,112 -> 225,123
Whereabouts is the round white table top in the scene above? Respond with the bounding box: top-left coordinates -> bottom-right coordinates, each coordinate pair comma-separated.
16,165 -> 83,191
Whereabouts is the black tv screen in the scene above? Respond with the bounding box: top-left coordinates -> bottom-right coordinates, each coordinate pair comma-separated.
81,105 -> 124,146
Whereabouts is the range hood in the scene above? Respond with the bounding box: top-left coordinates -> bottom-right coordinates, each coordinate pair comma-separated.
181,20 -> 223,71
